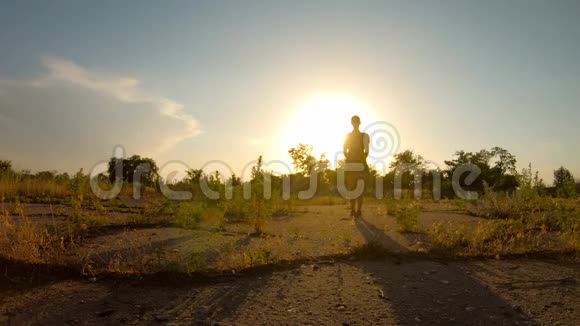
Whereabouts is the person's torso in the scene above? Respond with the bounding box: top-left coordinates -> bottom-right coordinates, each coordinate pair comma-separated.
346,132 -> 367,161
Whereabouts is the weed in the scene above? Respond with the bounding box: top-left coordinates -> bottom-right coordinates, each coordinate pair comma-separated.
0,209 -> 64,263
341,232 -> 353,246
186,252 -> 207,273
243,245 -> 276,267
248,199 -> 269,234
429,222 -> 469,252
428,218 -> 562,256
70,169 -> 87,217
222,197 -> 250,222
391,200 -> 420,232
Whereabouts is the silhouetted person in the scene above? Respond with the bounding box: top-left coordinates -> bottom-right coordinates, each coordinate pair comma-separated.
343,115 -> 369,218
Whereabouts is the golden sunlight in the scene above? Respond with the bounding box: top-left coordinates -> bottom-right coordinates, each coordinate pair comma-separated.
282,94 -> 377,162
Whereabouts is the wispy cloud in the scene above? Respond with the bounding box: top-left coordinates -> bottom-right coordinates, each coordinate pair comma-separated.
35,57 -> 202,153
0,57 -> 203,172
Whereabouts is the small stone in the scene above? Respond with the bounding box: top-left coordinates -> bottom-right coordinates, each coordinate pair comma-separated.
88,277 -> 97,282
465,306 -> 476,312
440,280 -> 450,285
414,317 -> 422,322
378,289 -> 386,299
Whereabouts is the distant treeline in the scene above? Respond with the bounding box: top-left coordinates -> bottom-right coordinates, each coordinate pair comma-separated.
0,145 -> 577,200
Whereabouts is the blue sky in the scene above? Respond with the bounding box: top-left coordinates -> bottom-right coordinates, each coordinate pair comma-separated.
0,0 -> 579,183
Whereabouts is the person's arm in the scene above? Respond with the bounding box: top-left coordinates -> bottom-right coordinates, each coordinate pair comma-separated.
363,133 -> 370,158
343,134 -> 349,160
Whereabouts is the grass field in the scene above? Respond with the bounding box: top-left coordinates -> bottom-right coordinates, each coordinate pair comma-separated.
1,190 -> 578,276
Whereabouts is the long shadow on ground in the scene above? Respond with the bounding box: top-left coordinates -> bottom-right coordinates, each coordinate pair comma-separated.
353,216 -> 532,324
354,216 -> 409,253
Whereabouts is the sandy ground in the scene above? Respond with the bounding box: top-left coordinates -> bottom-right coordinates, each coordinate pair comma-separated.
1,203 -> 578,325
1,257 -> 578,325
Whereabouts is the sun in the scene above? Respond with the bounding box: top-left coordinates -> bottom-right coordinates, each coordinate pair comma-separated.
282,94 -> 376,164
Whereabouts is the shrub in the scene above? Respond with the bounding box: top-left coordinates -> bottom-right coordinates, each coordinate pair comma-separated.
466,191 -> 527,219
429,218 -> 559,256
0,173 -> 69,200
222,197 -> 250,222
429,222 -> 469,252
174,202 -> 203,229
390,200 -> 420,232
243,245 -> 276,267
536,204 -> 578,232
0,210 -> 64,263
186,252 -> 207,272
248,199 -> 269,234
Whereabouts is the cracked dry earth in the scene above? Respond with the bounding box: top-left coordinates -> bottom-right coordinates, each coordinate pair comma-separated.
1,256 -> 578,325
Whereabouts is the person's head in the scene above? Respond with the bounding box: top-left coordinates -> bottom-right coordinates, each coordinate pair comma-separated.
351,115 -> 361,130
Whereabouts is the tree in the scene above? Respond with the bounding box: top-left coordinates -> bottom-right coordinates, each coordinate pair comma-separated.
35,170 -> 57,180
185,169 -> 204,184
229,173 -> 241,187
387,150 -> 425,195
490,147 -> 517,175
389,150 -> 425,172
251,155 -> 264,181
553,166 -> 576,198
107,155 -> 159,186
444,147 -> 518,194
519,163 -> 546,196
0,160 -> 12,174
288,144 -> 317,175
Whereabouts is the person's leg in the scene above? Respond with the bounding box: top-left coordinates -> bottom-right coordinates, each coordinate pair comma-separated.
356,195 -> 363,217
356,171 -> 365,217
346,171 -> 356,217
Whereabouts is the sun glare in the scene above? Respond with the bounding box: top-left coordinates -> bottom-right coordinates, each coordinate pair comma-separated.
283,94 -> 376,164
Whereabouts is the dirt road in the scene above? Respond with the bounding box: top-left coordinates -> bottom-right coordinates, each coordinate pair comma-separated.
2,256 -> 578,325
1,207 -> 578,325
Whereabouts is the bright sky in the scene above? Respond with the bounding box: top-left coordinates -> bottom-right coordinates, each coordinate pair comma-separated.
1,1 -> 579,183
